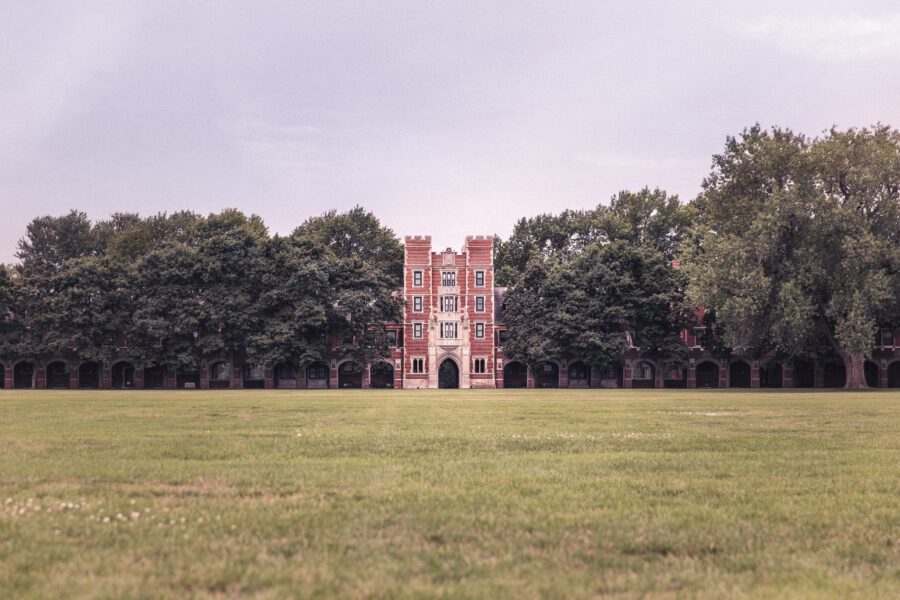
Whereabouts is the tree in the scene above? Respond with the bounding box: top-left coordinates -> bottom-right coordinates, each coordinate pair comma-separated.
502,242 -> 690,371
245,236 -> 333,369
685,124 -> 900,388
293,208 -> 404,366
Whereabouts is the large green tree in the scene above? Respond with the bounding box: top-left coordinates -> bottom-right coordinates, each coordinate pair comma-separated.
499,189 -> 691,371
685,124 -> 900,387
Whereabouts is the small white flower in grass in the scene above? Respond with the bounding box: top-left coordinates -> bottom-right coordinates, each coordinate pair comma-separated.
102,516 -> 110,523
5,498 -> 13,505
130,512 -> 140,520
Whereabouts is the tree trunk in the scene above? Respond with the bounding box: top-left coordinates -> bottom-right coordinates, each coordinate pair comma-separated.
844,351 -> 868,389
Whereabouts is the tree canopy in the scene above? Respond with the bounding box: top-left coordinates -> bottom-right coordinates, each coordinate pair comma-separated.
685,124 -> 900,387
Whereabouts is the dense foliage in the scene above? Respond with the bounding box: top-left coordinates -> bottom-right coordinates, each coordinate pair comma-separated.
1,208 -> 403,371
497,189 -> 693,372
684,125 -> 900,387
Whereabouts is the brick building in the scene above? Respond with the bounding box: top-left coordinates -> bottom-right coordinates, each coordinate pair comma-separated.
2,234 -> 899,390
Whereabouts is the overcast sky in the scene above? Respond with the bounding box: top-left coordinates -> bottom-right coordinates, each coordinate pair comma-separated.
2,1 -> 899,262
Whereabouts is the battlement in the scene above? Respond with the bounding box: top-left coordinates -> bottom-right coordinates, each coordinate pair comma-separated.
404,235 -> 432,243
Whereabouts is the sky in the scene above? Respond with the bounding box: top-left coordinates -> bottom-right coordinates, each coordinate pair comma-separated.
2,0 -> 899,262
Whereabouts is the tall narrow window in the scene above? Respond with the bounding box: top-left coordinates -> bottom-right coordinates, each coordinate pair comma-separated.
475,296 -> 485,312
413,271 -> 423,287
412,358 -> 425,373
413,296 -> 423,312
881,329 -> 894,346
475,323 -> 485,339
475,271 -> 485,287
413,323 -> 423,339
441,296 -> 458,312
473,358 -> 486,373
441,322 -> 458,339
441,271 -> 456,286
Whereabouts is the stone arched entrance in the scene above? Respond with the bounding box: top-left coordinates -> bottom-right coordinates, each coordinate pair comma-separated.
695,361 -> 719,388
370,362 -> 395,388
78,362 -> 100,388
111,362 -> 135,389
760,362 -> 782,388
503,362 -> 527,388
46,361 -> 69,388
729,360 -> 751,388
338,361 -> 363,388
534,362 -> 559,388
438,359 -> 459,389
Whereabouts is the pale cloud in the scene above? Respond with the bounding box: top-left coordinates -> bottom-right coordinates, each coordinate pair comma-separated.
743,13 -> 900,62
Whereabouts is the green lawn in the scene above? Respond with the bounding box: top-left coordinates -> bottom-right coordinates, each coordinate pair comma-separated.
0,390 -> 898,598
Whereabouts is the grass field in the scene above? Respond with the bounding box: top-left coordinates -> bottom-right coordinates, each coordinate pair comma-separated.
0,389 -> 898,598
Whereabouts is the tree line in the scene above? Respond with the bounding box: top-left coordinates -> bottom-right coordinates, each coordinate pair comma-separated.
1,124 -> 898,387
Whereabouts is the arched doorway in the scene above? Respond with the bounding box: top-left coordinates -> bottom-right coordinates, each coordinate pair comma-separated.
663,363 -> 687,388
243,364 -> 265,389
598,364 -> 623,388
111,362 -> 135,389
760,362 -> 783,388
78,362 -> 100,388
13,362 -> 34,388
46,361 -> 69,388
729,360 -> 751,388
695,361 -> 719,388
438,359 -> 459,389
274,363 -> 298,388
864,361 -> 879,388
144,365 -> 165,389
793,359 -> 815,388
370,362 -> 395,388
208,361 -> 231,389
888,362 -> 900,388
338,361 -> 363,388
176,367 -> 200,389
307,362 -> 330,389
631,361 -> 656,388
568,361 -> 590,388
535,362 -> 559,388
823,361 -> 846,388
503,362 -> 527,388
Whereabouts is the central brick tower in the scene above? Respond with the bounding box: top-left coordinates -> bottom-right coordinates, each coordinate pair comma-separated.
402,235 -> 497,388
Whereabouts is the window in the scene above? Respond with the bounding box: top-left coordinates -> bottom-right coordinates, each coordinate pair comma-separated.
600,365 -> 618,380
441,296 -> 457,312
692,327 -> 706,347
497,329 -> 509,347
276,363 -> 296,379
210,362 -> 230,381
881,329 -> 894,346
475,322 -> 485,338
308,364 -> 328,380
475,271 -> 485,287
413,322 -> 423,339
633,361 -> 654,380
475,296 -> 485,312
473,358 -> 486,373
441,322 -> 458,339
413,270 -> 423,287
413,296 -> 423,312
441,271 -> 456,286
386,330 -> 398,347
412,358 -> 425,373
569,363 -> 587,379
